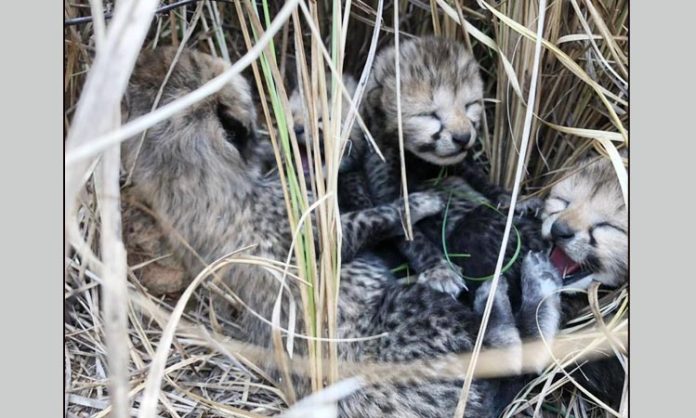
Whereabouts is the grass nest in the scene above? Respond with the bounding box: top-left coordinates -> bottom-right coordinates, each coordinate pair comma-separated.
64,1 -> 628,417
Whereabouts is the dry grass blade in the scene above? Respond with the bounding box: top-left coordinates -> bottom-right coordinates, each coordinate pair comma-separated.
64,0 -> 301,168
128,284 -> 625,382
569,0 -> 626,88
581,0 -> 628,78
66,2 -> 162,416
295,0 -> 384,161
65,0 -> 160,218
87,0 -> 106,47
137,246 -> 256,418
96,139 -> 131,418
393,2 -> 413,239
125,1 -> 206,185
340,0 -> 383,145
435,0 -> 523,98
64,0 -> 628,415
65,344 -> 72,417
476,0 -> 627,140
280,378 -> 362,418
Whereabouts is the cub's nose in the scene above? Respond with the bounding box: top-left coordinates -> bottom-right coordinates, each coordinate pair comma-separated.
452,132 -> 472,147
294,125 -> 305,137
551,221 -> 575,240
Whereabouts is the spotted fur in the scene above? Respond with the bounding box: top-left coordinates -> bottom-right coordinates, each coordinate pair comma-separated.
121,48 -> 561,417
540,155 -> 628,410
363,36 -> 484,166
356,36 -> 493,296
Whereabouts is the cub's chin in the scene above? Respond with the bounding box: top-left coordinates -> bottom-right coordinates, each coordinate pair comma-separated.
408,146 -> 469,166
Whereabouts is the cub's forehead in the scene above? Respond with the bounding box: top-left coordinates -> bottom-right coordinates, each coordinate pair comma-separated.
551,160 -> 626,217
430,87 -> 473,107
375,37 -> 479,83
553,166 -> 609,197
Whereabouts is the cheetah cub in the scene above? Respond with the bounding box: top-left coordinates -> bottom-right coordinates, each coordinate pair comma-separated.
361,36 -> 485,296
121,48 -> 564,418
121,46 -> 444,343
288,72 -> 363,170
288,71 -> 377,212
542,155 -> 628,289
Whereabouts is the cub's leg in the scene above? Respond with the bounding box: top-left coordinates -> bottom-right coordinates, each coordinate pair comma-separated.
365,148 -> 466,297
339,279 -> 493,418
473,277 -> 523,374
339,191 -> 443,262
489,251 -> 564,417
397,231 -> 466,296
338,169 -> 374,212
518,251 -> 563,345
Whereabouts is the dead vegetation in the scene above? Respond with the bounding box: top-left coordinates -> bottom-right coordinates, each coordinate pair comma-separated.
64,1 -> 628,417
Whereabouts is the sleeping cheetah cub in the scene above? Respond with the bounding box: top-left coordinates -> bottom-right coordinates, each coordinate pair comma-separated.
535,155 -> 628,412
542,155 -> 628,289
361,36 -> 486,296
122,48 -> 564,417
121,46 -> 444,322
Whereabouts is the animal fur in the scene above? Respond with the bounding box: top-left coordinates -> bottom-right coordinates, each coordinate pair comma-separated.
542,156 -> 628,288
358,36 -> 496,296
121,47 -> 564,417
541,155 -> 629,410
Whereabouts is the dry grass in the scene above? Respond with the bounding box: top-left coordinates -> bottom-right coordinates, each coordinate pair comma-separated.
64,1 -> 628,417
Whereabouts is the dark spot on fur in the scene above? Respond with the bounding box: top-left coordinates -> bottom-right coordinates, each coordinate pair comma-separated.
418,143 -> 436,153
589,229 -> 597,247
380,402 -> 396,414
217,103 -> 251,157
585,253 -> 602,272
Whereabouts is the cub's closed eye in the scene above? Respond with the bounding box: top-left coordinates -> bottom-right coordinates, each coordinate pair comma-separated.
545,195 -> 570,215
465,100 -> 481,109
416,112 -> 440,120
593,222 -> 627,235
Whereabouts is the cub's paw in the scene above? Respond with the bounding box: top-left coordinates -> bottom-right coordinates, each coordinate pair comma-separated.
521,251 -> 563,301
339,138 -> 367,173
496,194 -> 544,217
473,277 -> 509,315
405,192 -> 445,223
515,196 -> 545,218
493,193 -> 512,210
417,261 -> 467,296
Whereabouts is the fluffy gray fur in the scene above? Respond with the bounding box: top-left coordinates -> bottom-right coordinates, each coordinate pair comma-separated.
121,47 -> 563,417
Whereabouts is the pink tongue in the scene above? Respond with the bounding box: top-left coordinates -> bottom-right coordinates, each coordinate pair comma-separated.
550,247 -> 580,277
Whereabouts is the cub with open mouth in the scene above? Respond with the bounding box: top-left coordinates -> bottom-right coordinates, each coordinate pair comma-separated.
288,71 -> 365,178
542,155 -> 628,289
536,153 -> 628,412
